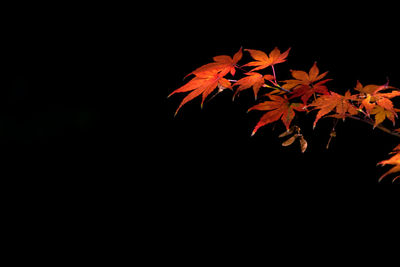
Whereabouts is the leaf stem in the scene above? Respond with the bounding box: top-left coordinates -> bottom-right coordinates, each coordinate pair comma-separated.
271,64 -> 278,84
263,83 -> 291,93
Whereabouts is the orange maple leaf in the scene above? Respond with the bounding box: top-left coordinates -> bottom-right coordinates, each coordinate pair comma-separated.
282,62 -> 331,104
370,105 -> 397,128
354,80 -> 395,95
248,95 -> 305,136
310,91 -> 359,128
243,47 -> 291,72
359,94 -> 376,116
378,144 -> 400,182
355,81 -> 400,103
233,72 -> 274,100
356,81 -> 400,125
186,47 -> 243,78
168,70 -> 232,116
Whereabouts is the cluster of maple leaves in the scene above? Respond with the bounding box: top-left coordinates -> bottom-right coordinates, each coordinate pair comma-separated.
169,47 -> 400,182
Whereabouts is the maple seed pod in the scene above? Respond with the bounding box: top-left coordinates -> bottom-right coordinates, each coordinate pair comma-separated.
278,127 -> 294,138
282,136 -> 297,146
300,136 -> 308,153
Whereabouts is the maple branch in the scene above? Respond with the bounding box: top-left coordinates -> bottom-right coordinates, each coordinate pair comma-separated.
263,81 -> 291,93
275,85 -> 291,93
347,115 -> 400,138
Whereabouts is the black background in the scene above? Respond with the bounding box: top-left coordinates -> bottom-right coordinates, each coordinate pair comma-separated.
2,4 -> 397,209
161,3 -> 400,188
0,2 -> 398,261
1,5 -> 114,206
1,4 -> 124,252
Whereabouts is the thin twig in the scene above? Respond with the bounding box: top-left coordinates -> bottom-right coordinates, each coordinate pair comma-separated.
263,81 -> 292,93
347,115 -> 400,138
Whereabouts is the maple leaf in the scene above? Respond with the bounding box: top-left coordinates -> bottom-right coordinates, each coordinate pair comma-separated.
353,80 -> 396,95
243,47 -> 291,71
370,105 -> 397,128
355,81 -> 400,124
282,62 -> 331,104
378,144 -> 400,182
186,47 -> 243,78
283,62 -> 329,89
168,70 -> 232,116
354,80 -> 398,98
355,81 -> 400,103
310,91 -> 359,128
247,95 -> 305,136
359,94 -> 376,115
354,81 -> 381,95
233,72 -> 274,100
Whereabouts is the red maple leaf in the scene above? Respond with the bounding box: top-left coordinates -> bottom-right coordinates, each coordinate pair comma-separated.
282,62 -> 331,104
233,72 -> 274,100
356,81 -> 400,126
310,91 -> 359,128
378,144 -> 400,182
168,70 -> 232,116
243,47 -> 291,71
185,47 -> 243,78
248,95 -> 305,136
